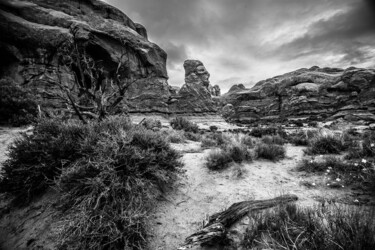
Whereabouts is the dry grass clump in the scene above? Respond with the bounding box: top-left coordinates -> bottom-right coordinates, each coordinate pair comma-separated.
305,132 -> 347,155
164,129 -> 186,143
255,143 -> 286,161
205,149 -> 234,170
288,129 -> 318,146
205,134 -> 253,170
0,116 -> 182,249
346,131 -> 375,159
297,156 -> 375,192
0,78 -> 38,126
140,118 -> 162,130
170,116 -> 199,133
242,203 -> 375,250
261,135 -> 285,145
249,126 -> 278,138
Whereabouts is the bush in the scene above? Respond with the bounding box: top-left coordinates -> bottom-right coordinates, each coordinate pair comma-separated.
201,137 -> 218,148
170,117 -> 199,133
223,143 -> 252,163
346,131 -> 375,159
184,131 -> 201,141
242,203 -> 375,250
141,118 -> 162,130
289,130 -> 309,146
205,139 -> 253,170
0,116 -> 182,249
255,143 -> 286,161
209,125 -> 218,132
297,157 -> 375,192
0,78 -> 38,126
305,134 -> 346,155
164,129 -> 186,143
205,149 -> 233,170
249,127 -> 277,138
261,135 -> 284,145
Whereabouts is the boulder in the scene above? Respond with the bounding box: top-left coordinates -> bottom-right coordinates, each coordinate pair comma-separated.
224,66 -> 375,124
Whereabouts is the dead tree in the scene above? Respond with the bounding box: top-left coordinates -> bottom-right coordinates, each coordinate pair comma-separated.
50,28 -> 139,123
179,194 -> 298,249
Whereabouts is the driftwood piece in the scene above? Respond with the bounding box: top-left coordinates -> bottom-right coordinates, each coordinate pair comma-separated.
179,194 -> 298,249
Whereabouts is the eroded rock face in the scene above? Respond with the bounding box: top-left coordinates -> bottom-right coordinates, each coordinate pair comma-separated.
224,66 -> 375,124
169,60 -> 218,113
0,0 -> 170,114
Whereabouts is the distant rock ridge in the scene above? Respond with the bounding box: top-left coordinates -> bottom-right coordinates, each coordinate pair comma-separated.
223,66 -> 375,124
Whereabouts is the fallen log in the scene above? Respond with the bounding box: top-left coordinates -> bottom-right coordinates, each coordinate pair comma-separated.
179,194 -> 298,249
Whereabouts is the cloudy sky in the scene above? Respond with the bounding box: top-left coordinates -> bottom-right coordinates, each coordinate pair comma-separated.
105,0 -> 375,92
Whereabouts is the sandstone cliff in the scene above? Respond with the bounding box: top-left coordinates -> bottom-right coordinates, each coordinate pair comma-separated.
0,0 -> 172,114
169,60 -> 219,113
224,66 -> 375,124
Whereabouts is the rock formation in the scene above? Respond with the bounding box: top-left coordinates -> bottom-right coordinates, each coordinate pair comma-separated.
224,66 -> 375,124
0,0 -> 171,114
169,60 -> 218,113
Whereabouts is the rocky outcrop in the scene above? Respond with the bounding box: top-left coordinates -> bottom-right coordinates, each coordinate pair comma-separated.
224,66 -> 375,124
169,60 -> 218,113
0,0 -> 172,114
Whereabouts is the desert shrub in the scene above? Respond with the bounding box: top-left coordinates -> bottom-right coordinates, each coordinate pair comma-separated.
205,149 -> 233,170
201,137 -> 218,148
297,157 -> 375,190
346,131 -> 375,159
223,143 -> 252,163
240,134 -> 254,147
0,116 -> 182,249
164,129 -> 186,143
184,131 -> 201,141
209,125 -> 218,132
0,78 -> 38,126
242,203 -> 375,250
141,118 -> 162,130
289,130 -> 309,146
249,127 -> 277,138
261,135 -> 284,145
0,119 -> 89,201
255,143 -> 286,161
305,134 -> 346,155
170,116 -> 199,133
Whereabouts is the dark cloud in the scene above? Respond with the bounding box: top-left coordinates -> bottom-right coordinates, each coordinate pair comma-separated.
106,0 -> 375,91
161,42 -> 188,70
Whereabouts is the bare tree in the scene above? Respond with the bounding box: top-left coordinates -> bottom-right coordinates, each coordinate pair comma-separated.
47,29 -> 139,123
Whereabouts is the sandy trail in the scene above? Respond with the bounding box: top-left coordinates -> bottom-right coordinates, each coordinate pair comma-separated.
149,142 -> 350,249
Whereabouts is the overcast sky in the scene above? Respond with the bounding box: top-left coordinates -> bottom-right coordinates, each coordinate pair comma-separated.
105,0 -> 375,92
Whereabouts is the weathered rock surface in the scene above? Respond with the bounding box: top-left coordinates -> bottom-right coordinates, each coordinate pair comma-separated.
224,66 -> 375,124
0,0 -> 172,114
169,60 -> 218,113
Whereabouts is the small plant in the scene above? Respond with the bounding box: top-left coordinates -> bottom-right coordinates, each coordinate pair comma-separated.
255,143 -> 286,161
184,131 -> 201,141
201,137 -> 218,148
170,117 -> 199,133
346,131 -> 375,159
297,157 -> 375,191
242,203 -> 375,249
261,135 -> 284,145
0,78 -> 38,126
141,118 -> 162,130
165,130 -> 186,143
205,149 -> 233,170
305,134 -> 346,155
209,125 -> 218,132
249,127 -> 277,138
223,143 -> 252,163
